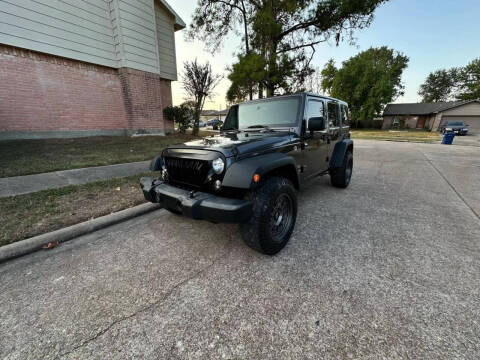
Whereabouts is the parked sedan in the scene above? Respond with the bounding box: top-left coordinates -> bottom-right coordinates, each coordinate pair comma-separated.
189,120 -> 207,128
207,118 -> 223,129
441,121 -> 469,135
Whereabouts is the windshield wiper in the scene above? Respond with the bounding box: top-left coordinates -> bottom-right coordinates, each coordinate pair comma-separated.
247,125 -> 270,129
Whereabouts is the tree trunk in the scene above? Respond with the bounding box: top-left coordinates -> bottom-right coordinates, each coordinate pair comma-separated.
240,0 -> 253,101
266,41 -> 277,97
192,96 -> 203,136
266,84 -> 275,97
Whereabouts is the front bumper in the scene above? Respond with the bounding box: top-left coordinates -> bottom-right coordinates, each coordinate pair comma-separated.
446,129 -> 468,135
140,177 -> 252,223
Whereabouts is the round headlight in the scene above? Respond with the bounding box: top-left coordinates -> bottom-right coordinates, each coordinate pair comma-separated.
212,157 -> 225,174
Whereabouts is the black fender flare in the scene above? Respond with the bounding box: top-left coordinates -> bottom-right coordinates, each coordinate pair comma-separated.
222,152 -> 299,189
330,139 -> 354,168
150,156 -> 164,171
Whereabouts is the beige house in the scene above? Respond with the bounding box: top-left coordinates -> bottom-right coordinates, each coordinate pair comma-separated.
200,110 -> 219,122
216,108 -> 230,122
382,100 -> 480,133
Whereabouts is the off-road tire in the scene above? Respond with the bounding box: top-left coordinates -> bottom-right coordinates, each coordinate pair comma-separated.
330,151 -> 353,188
240,177 -> 297,255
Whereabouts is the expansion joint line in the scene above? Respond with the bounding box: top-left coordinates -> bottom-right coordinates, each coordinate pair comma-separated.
421,151 -> 480,221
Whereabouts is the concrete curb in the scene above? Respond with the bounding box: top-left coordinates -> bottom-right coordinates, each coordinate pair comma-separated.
0,203 -> 162,264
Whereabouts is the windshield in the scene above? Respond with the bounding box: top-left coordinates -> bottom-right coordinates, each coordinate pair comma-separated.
447,122 -> 465,126
223,96 -> 301,130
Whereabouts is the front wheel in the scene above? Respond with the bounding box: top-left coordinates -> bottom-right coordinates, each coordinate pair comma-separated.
240,177 -> 297,255
330,151 -> 353,188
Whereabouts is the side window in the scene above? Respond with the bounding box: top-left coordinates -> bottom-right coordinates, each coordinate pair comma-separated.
306,100 -> 325,121
341,105 -> 350,127
327,102 -> 340,127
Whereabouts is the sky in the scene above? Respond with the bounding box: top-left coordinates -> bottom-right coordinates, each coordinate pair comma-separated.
171,0 -> 480,110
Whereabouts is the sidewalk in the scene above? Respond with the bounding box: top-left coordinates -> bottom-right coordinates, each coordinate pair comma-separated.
0,161 -> 150,198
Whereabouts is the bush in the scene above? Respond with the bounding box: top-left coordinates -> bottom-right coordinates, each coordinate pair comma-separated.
352,118 -> 382,129
163,104 -> 193,133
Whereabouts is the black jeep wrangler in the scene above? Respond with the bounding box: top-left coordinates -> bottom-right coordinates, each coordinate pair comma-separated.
141,93 -> 353,255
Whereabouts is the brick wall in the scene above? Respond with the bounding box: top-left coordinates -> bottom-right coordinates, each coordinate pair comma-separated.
118,68 -> 173,134
0,44 -> 173,139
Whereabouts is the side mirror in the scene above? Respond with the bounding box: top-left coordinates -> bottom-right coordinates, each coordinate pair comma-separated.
308,117 -> 325,132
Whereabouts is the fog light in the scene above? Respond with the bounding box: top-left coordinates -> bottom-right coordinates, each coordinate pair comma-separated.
214,180 -> 222,191
161,169 -> 168,181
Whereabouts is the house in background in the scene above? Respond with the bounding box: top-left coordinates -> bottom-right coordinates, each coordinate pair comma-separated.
200,110 -> 218,122
0,0 -> 185,139
216,108 -> 230,122
382,100 -> 480,133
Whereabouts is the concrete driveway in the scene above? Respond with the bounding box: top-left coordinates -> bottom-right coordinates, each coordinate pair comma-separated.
451,133 -> 480,147
1,140 -> 479,359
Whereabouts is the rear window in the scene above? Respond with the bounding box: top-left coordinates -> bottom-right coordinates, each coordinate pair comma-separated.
341,105 -> 350,126
447,122 -> 465,126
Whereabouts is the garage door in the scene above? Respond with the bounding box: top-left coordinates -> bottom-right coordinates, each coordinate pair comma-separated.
441,116 -> 480,135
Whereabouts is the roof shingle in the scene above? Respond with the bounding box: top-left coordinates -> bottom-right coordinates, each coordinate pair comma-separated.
383,101 -> 467,116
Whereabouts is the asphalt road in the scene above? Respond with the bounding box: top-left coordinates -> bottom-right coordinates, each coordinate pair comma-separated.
1,140 -> 479,359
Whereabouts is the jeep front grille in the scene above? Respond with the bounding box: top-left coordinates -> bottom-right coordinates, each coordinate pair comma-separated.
164,157 -> 209,188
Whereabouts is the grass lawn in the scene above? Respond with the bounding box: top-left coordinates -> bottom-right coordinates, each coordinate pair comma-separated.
351,129 -> 442,143
0,133 -> 211,178
0,173 -> 156,247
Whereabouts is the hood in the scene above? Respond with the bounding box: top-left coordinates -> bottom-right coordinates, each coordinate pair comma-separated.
165,131 -> 294,158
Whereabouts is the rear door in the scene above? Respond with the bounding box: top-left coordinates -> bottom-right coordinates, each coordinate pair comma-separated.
327,101 -> 342,159
303,97 -> 329,178
340,104 -> 350,138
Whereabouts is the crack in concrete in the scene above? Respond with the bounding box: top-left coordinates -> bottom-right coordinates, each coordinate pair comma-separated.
421,151 -> 480,221
57,240 -> 233,359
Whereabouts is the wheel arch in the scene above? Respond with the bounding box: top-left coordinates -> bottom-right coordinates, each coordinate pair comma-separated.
330,139 -> 354,169
222,152 -> 300,190
261,164 -> 299,190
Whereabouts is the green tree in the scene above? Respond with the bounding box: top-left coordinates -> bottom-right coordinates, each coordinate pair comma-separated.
320,59 -> 338,95
226,52 -> 266,103
326,47 -> 409,127
457,58 -> 480,101
418,69 -> 458,102
190,0 -> 389,101
188,0 -> 253,100
182,59 -> 222,136
163,103 -> 194,134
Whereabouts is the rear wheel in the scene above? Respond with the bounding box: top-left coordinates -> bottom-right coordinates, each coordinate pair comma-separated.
240,177 -> 297,255
330,151 -> 353,188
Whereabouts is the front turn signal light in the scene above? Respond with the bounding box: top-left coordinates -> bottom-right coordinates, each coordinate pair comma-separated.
253,174 -> 260,183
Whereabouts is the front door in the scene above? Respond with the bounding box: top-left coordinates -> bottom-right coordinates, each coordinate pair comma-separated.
417,116 -> 426,129
303,98 -> 329,179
